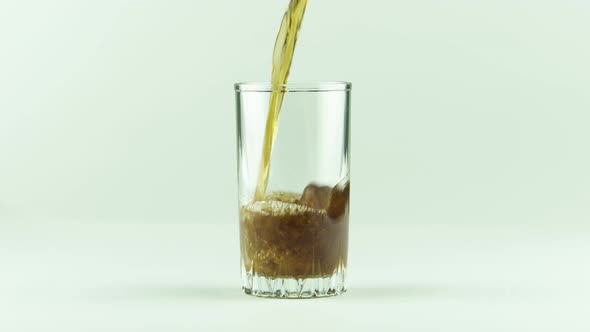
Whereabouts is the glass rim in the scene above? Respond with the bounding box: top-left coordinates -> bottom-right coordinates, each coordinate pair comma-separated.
235,81 -> 351,92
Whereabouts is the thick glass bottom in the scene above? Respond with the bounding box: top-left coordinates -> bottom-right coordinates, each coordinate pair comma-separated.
241,262 -> 346,298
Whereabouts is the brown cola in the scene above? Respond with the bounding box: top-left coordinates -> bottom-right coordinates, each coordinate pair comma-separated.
240,181 -> 349,279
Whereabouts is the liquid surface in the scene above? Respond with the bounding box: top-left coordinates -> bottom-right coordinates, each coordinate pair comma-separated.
254,0 -> 309,200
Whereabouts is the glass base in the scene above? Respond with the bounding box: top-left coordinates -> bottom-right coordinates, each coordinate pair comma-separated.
241,263 -> 347,299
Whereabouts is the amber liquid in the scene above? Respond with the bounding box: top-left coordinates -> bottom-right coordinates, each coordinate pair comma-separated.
241,182 -> 349,278
254,0 -> 309,200
242,0 -> 348,279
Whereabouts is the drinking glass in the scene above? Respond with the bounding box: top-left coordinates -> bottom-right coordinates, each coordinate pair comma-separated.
235,81 -> 351,298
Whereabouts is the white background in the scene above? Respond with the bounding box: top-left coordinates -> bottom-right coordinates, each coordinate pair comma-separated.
1,0 -> 589,330
1,0 -> 588,225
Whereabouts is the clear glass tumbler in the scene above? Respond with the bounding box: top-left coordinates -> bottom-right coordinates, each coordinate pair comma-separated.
235,81 -> 351,298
